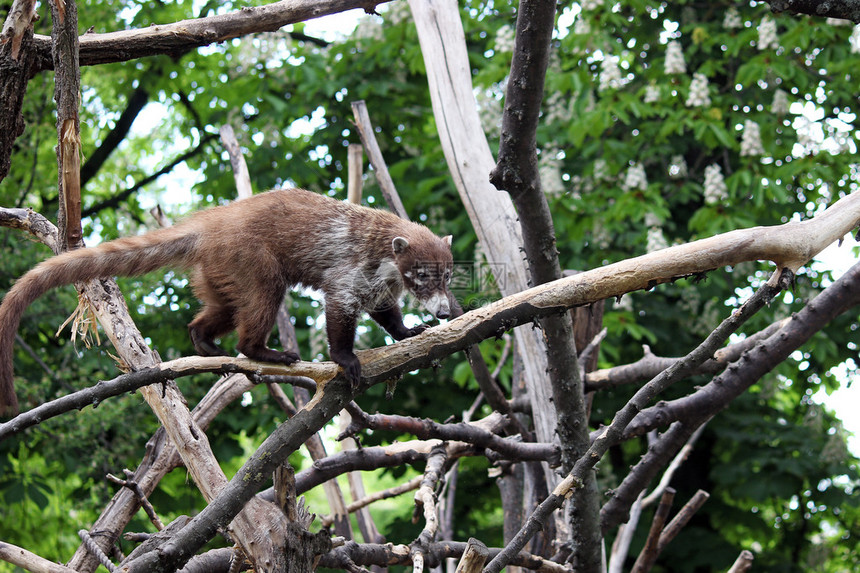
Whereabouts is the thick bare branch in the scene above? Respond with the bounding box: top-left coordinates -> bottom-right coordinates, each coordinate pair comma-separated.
766,0 -> 860,22
28,0 -> 390,72
0,539 -> 81,573
0,0 -> 38,182
318,540 -> 571,572
485,271 -> 787,573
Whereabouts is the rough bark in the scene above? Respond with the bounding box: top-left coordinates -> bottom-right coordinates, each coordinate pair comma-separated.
0,0 -> 38,183
407,4 -> 566,543
49,0 -> 83,251
766,0 -> 860,22
27,0 -> 391,72
488,0 -> 600,568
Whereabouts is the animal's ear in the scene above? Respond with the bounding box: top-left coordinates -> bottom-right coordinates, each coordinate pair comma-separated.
442,235 -> 453,247
392,236 -> 410,254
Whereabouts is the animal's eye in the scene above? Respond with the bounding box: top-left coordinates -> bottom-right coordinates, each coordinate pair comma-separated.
417,270 -> 428,279
445,271 -> 451,284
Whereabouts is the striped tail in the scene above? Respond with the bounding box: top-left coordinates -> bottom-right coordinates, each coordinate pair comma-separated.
0,226 -> 198,416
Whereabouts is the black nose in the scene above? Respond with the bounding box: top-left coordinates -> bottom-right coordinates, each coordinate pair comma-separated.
436,310 -> 450,319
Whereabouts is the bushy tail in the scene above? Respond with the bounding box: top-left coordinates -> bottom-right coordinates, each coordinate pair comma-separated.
0,226 -> 199,416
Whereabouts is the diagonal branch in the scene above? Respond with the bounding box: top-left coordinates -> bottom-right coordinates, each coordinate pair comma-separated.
483,270 -> 788,573
28,0 -> 391,72
79,85 -> 151,189
766,0 -> 860,22
0,0 -> 38,183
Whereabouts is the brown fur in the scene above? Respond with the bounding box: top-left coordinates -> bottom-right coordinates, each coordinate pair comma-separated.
0,189 -> 453,415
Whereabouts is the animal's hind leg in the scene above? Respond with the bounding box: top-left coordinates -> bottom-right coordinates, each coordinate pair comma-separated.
188,304 -> 235,357
234,282 -> 299,365
188,270 -> 236,357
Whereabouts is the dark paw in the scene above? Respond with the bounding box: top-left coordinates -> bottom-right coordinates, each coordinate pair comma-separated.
277,350 -> 301,365
195,340 -> 229,357
404,323 -> 431,338
240,345 -> 299,365
332,352 -> 361,389
190,327 -> 228,357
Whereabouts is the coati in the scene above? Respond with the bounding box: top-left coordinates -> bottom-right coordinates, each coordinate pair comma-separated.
0,188 -> 454,415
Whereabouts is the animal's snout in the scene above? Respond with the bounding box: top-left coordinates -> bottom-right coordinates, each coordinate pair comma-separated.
423,292 -> 451,320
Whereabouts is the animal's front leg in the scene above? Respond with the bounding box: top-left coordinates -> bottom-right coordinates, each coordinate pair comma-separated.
369,305 -> 429,341
325,302 -> 361,388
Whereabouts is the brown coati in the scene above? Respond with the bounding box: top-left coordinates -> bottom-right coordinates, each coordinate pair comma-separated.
0,188 -> 454,415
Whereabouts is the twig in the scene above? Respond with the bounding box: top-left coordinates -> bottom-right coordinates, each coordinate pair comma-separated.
727,550 -> 755,573
350,100 -> 408,219
455,538 -> 489,572
266,381 -> 298,416
219,125 -> 253,199
484,271 -> 786,573
338,410 -> 557,464
318,539 -> 571,572
347,143 -> 364,204
411,445 -> 448,572
14,333 -> 66,388
608,423 -> 708,571
320,476 -> 423,528
106,470 -> 164,530
149,204 -> 172,228
29,0 -> 397,72
338,410 -> 384,546
489,333 -> 512,381
641,421 -> 709,508
0,355 -> 335,441
607,491 -> 644,573
578,327 -> 607,372
81,133 -> 218,218
656,490 -> 710,554
0,538 -> 80,572
585,319 -> 787,392
630,488 -> 675,573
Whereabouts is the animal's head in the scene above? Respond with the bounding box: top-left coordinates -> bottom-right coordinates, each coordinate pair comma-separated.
392,234 -> 454,319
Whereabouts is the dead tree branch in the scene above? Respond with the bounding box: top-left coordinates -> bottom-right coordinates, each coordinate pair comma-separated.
28,0 -> 392,72
766,0 -> 860,22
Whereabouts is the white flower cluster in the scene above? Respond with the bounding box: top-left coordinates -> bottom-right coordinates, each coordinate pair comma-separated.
593,158 -> 610,181
644,212 -> 661,227
723,8 -> 742,29
580,0 -> 604,10
664,40 -> 687,74
539,148 -> 566,198
669,155 -> 688,179
644,84 -> 660,103
793,115 -> 816,151
574,17 -> 591,36
686,72 -> 711,107
353,15 -> 384,44
772,89 -> 790,116
495,24 -> 516,54
385,1 -> 411,26
599,56 -> 623,91
475,87 -> 503,136
740,119 -> 765,156
623,162 -> 648,191
646,226 -> 668,253
851,25 -> 860,54
703,164 -> 727,204
544,91 -> 573,124
757,16 -> 779,50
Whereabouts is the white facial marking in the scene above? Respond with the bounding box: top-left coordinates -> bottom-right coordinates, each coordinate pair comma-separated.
422,292 -> 451,319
